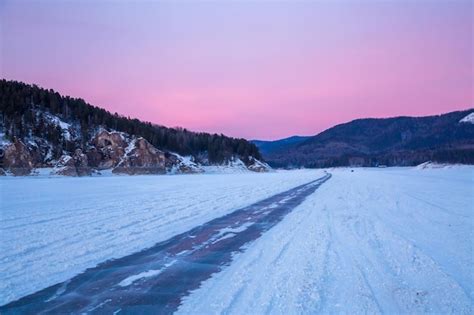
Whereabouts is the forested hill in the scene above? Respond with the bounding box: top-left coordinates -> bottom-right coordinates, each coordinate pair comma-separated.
254,109 -> 474,168
0,79 -> 261,164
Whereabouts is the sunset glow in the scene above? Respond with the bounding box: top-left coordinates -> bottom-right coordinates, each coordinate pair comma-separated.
1,0 -> 472,139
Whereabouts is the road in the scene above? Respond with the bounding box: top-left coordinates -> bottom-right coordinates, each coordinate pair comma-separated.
1,173 -> 331,314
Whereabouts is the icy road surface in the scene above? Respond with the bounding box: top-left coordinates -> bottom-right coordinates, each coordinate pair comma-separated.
178,167 -> 473,314
0,170 -> 324,306
0,174 -> 331,314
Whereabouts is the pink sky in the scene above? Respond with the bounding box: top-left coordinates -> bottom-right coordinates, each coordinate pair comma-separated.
1,1 -> 472,140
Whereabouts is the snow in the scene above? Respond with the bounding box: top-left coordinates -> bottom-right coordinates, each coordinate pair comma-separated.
114,138 -> 136,168
202,157 -> 250,173
42,112 -> 73,140
31,167 -> 55,176
118,260 -> 177,287
459,112 -> 474,124
124,138 -> 136,155
415,161 -> 472,170
211,221 -> 255,244
0,169 -> 323,305
167,152 -> 203,174
1,167 -> 472,312
177,167 -> 474,314
248,156 -> 272,172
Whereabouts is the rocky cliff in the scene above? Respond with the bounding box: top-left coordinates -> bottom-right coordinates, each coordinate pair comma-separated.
0,80 -> 270,176
112,138 -> 166,175
0,121 -> 269,176
2,139 -> 34,176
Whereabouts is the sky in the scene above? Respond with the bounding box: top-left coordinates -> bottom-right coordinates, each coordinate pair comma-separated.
1,0 -> 472,140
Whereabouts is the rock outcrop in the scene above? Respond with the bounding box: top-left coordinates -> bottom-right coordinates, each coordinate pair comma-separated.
0,128 -> 269,176
53,155 -> 76,176
2,139 -> 34,176
247,157 -> 272,173
165,153 -> 204,174
53,149 -> 92,176
90,130 -> 127,169
73,149 -> 92,176
113,138 -> 166,175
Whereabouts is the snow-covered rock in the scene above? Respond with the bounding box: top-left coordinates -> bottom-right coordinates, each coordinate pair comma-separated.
1,113 -> 270,176
113,138 -> 166,175
89,129 -> 128,169
52,155 -> 75,176
1,139 -> 34,176
52,149 -> 92,176
247,157 -> 272,172
166,153 -> 204,174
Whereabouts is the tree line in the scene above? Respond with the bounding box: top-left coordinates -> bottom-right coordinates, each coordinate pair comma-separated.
0,80 -> 262,163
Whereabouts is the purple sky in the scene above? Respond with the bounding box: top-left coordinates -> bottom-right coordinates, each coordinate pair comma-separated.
1,0 -> 472,140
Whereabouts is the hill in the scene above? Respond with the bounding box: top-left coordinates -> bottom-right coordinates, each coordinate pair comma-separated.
255,110 -> 474,168
0,80 -> 267,175
251,136 -> 309,155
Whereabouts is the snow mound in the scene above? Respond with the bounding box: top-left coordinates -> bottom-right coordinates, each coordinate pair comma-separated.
415,161 -> 469,170
459,112 -> 474,124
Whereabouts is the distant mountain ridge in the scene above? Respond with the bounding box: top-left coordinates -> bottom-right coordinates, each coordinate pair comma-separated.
254,110 -> 474,168
0,80 -> 268,175
251,136 -> 310,155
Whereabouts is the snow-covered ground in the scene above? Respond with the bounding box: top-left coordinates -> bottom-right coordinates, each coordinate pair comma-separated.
177,167 -> 473,314
1,167 -> 473,313
0,170 -> 323,305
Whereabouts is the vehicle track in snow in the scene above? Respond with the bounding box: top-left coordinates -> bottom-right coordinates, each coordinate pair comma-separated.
0,170 -> 326,304
175,169 -> 472,314
0,173 -> 331,314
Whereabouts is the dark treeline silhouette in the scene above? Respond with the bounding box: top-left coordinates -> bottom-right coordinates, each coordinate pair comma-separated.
0,80 -> 261,163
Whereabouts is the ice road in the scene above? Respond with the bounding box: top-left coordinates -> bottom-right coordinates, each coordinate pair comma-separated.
1,173 -> 331,314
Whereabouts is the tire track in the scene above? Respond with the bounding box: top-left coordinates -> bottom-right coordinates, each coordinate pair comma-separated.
1,173 -> 331,314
